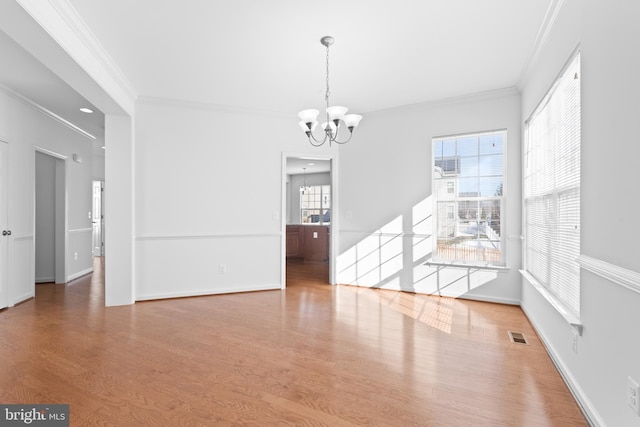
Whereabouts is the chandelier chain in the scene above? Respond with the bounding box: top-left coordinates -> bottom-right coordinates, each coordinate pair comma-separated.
325,43 -> 330,104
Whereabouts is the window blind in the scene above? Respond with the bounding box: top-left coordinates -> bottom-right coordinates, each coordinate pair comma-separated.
524,52 -> 581,315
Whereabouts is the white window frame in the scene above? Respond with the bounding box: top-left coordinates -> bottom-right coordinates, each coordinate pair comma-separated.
300,184 -> 330,225
522,50 -> 581,319
431,130 -> 506,267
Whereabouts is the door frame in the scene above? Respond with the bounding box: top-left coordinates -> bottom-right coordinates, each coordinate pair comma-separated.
281,152 -> 339,288
0,141 -> 9,309
92,180 -> 104,256
34,147 -> 68,285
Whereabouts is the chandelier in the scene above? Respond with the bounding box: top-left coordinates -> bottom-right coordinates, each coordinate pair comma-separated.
299,168 -> 310,194
298,36 -> 363,146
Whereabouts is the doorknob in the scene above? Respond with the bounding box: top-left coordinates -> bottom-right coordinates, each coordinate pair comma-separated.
2,230 -> 8,236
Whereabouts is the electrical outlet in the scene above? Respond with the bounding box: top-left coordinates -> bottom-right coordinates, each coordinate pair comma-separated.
74,252 -> 78,261
218,264 -> 227,274
571,328 -> 578,354
629,376 -> 640,415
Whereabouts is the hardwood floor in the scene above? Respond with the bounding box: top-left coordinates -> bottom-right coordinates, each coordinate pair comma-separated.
0,258 -> 587,426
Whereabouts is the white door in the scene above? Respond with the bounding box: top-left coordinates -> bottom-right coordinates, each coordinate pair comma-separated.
0,141 -> 9,309
92,181 -> 104,256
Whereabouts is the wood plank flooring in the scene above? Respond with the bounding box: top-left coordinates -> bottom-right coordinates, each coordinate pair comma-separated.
0,258 -> 587,426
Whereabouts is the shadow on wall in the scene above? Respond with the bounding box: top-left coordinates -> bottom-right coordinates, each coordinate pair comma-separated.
337,196 -> 498,298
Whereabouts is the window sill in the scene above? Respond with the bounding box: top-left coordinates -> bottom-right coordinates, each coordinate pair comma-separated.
425,260 -> 509,272
519,269 -> 583,335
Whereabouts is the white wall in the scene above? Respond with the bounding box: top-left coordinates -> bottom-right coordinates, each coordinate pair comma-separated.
104,114 -> 134,306
337,90 -> 522,304
35,151 -> 55,282
520,1 -> 640,425
93,153 -> 105,181
133,99 -> 337,300
0,87 -> 94,304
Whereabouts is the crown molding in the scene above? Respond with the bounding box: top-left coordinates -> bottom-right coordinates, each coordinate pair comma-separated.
15,0 -> 138,115
0,83 -> 96,140
517,0 -> 566,88
365,86 -> 521,116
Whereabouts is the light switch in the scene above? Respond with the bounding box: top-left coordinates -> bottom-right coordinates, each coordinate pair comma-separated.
313,231 -> 318,238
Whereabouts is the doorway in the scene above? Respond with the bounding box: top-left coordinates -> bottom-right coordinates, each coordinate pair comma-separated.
92,181 -> 104,256
282,154 -> 338,288
34,149 -> 66,285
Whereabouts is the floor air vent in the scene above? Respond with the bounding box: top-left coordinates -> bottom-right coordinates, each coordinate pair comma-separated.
508,331 -> 529,345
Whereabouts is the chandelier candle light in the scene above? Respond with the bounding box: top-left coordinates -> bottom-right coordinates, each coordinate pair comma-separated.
298,36 -> 363,146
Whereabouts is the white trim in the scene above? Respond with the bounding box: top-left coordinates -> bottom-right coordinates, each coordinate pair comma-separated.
136,233 -> 280,241
136,283 -> 281,302
458,294 -> 519,306
48,0 -> 137,98
0,84 -> 96,140
520,269 -> 583,335
282,152 -> 339,287
12,234 -> 33,241
365,87 -> 520,115
521,304 -> 605,427
577,255 -> 640,296
68,267 -> 93,282
34,146 -> 68,160
517,0 -> 566,87
16,0 -> 137,115
13,291 -> 34,305
35,277 -> 55,283
68,227 -> 92,234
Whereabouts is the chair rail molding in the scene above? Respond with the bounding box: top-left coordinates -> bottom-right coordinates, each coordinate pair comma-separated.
577,254 -> 640,295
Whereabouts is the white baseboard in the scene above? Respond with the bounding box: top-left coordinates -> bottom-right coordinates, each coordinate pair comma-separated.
521,304 -> 604,427
35,276 -> 55,283
67,268 -> 93,282
457,293 -> 520,305
13,291 -> 34,306
136,283 -> 281,301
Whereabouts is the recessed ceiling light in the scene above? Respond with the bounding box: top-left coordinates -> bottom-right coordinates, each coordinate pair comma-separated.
308,162 -> 315,166
80,107 -> 94,113
101,146 -> 106,150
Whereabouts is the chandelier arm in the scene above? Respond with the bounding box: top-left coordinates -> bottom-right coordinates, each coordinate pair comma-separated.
308,131 -> 330,147
331,131 -> 354,145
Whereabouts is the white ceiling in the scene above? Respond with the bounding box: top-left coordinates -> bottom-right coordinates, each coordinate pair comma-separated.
287,158 -> 330,176
0,27 -> 105,154
0,0 -> 553,145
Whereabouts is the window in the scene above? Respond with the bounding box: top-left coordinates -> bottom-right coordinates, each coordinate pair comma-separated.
433,131 -> 505,265
447,205 -> 455,219
524,52 -> 581,315
301,185 -> 330,224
